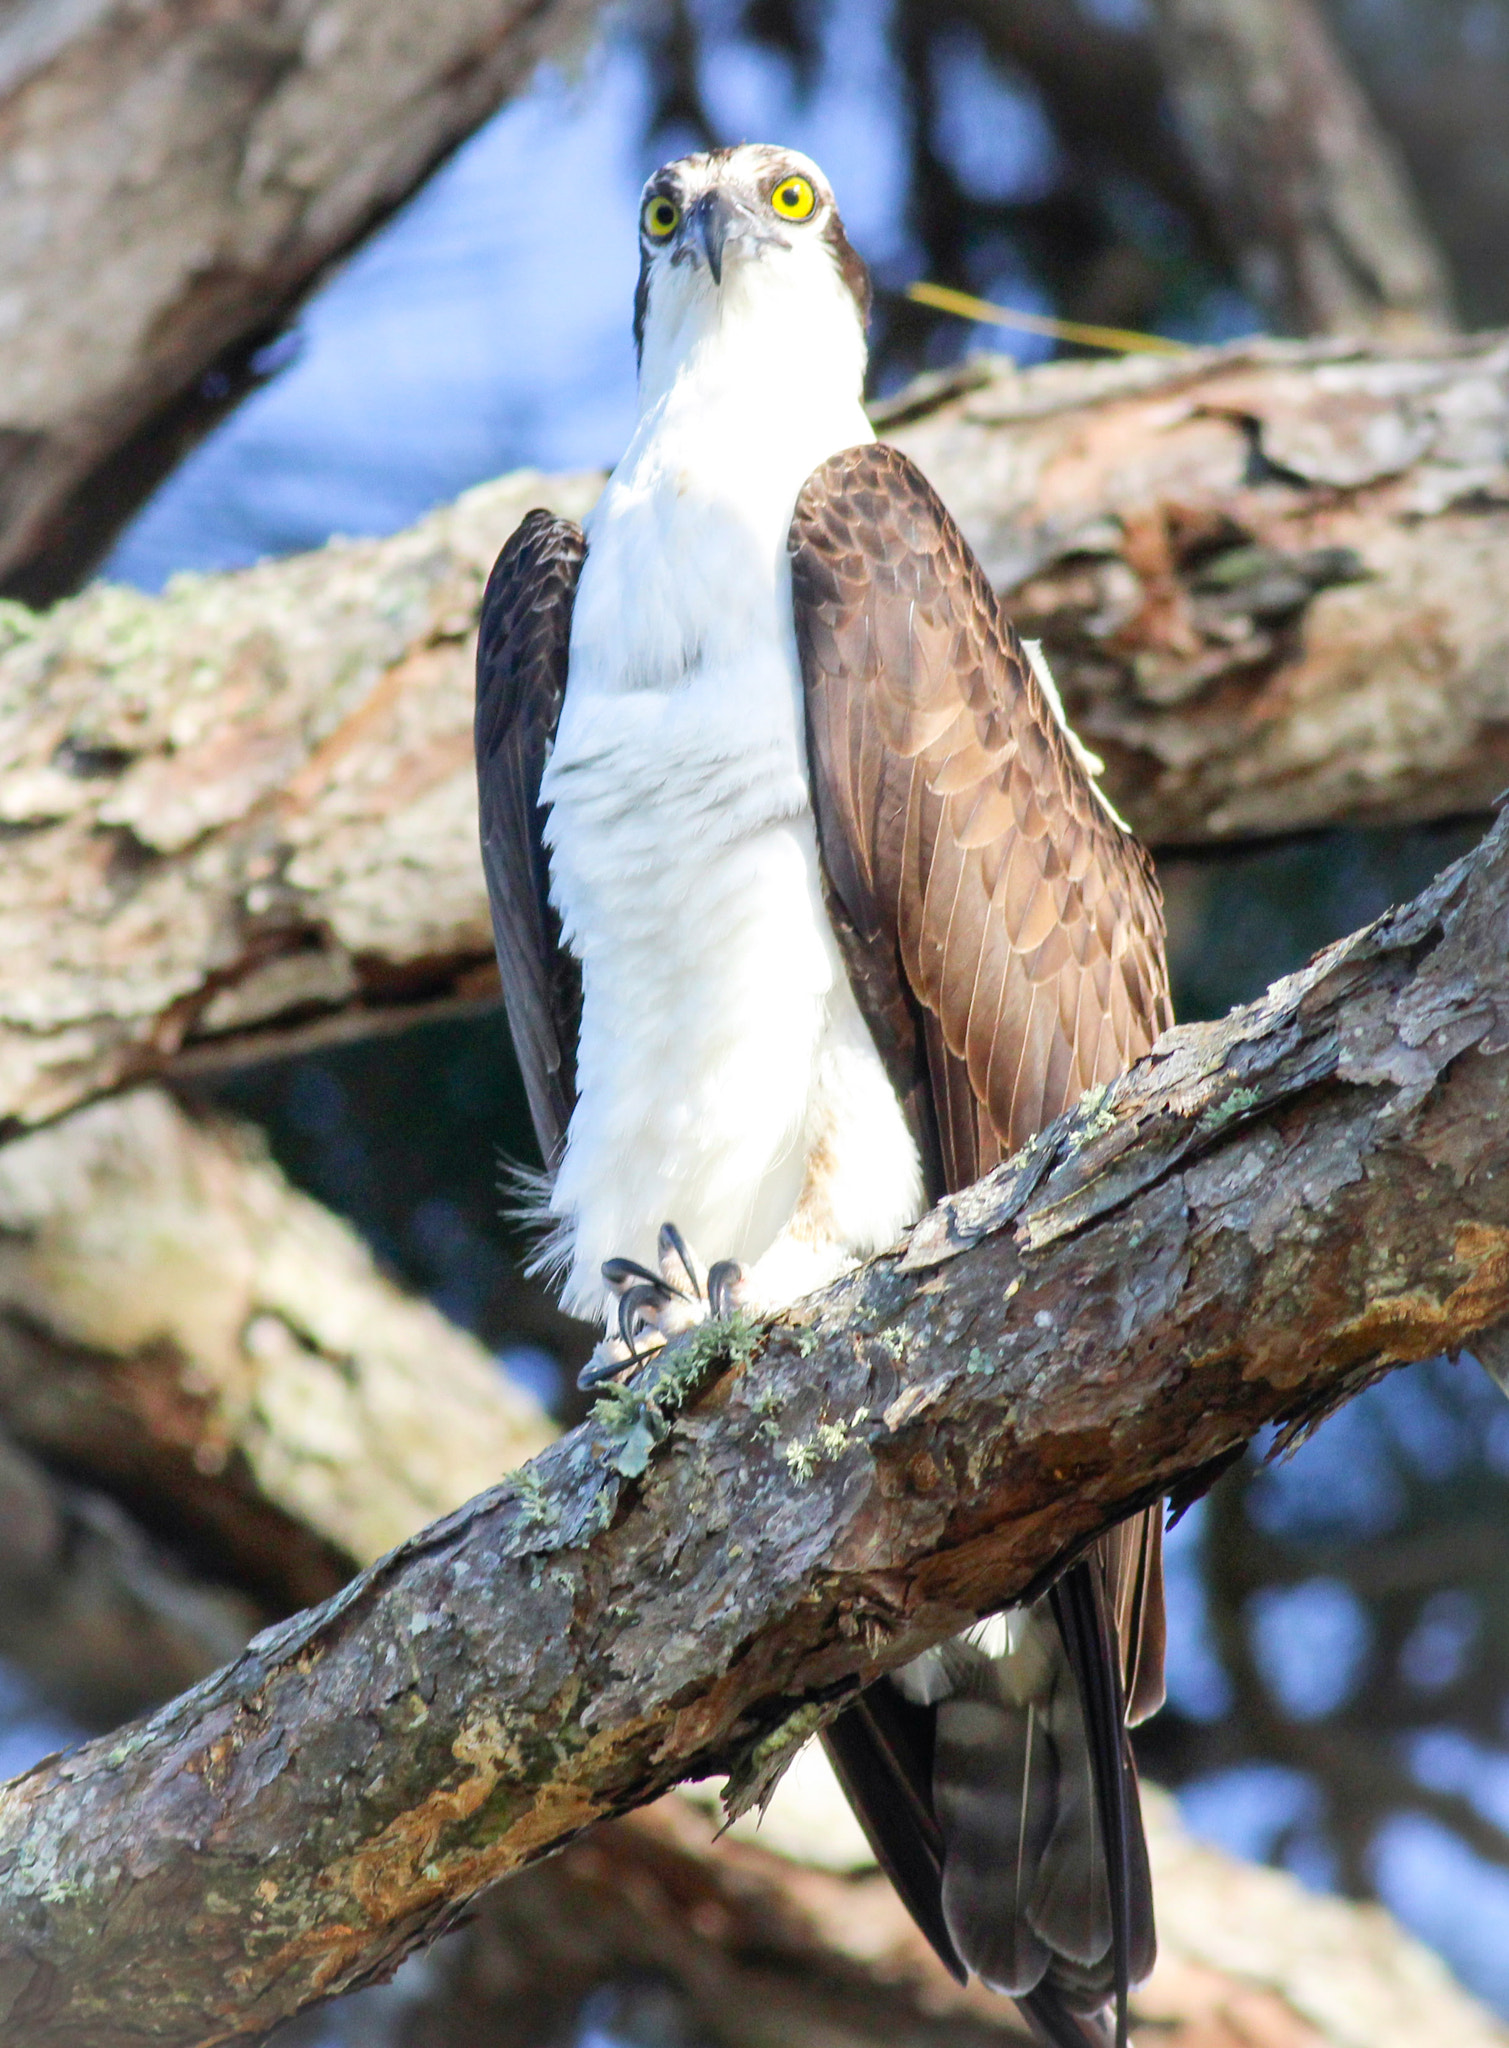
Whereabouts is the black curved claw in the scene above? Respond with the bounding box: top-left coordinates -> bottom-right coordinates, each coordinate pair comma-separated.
658,1222 -> 701,1299
577,1349 -> 632,1391
617,1279 -> 673,1353
602,1255 -> 669,1291
707,1259 -> 747,1320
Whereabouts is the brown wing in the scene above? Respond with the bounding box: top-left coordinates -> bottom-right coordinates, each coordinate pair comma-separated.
789,440 -> 1172,1197
792,444 -> 1169,2038
475,509 -> 586,1166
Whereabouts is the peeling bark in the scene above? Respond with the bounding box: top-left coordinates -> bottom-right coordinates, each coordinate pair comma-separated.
0,1086 -> 552,1613
5,339 -> 1509,1132
3,807 -> 1508,2047
0,0 -> 607,603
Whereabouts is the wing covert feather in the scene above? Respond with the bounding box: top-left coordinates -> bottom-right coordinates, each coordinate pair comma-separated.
474,510 -> 586,1166
790,442 -> 1172,1185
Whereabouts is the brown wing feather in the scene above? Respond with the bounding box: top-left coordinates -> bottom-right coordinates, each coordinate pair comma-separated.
474,510 -> 586,1166
789,438 -> 1170,1184
791,444 -> 1171,2031
791,440 -> 1169,1662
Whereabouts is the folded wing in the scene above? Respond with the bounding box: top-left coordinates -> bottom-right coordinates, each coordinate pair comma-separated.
789,442 -> 1171,2048
474,509 -> 586,1166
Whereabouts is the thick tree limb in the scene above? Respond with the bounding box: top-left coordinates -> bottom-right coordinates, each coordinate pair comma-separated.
0,1086 -> 551,1612
1144,0 -> 1453,337
0,0 -> 606,603
3,804 -> 1508,2046
5,338 -> 1509,1130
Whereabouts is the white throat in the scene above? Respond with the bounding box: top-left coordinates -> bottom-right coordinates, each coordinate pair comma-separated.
637,233 -> 868,426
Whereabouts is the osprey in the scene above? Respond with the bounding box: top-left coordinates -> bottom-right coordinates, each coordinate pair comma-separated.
475,144 -> 1170,2048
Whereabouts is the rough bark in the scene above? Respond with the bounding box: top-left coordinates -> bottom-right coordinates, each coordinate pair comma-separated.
0,1086 -> 552,1614
0,0 -> 606,605
1144,0 -> 1454,337
4,806 -> 1509,2047
428,1779 -> 1509,2048
6,338 -> 1509,1133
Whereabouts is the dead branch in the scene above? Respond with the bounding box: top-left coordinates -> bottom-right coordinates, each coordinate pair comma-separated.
0,1086 -> 551,1613
0,0 -> 607,603
5,338 -> 1509,1130
3,804 -> 1509,2046
1143,0 -> 1454,337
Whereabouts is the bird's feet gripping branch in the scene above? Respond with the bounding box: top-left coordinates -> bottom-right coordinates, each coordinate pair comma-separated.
580,1223 -> 750,1388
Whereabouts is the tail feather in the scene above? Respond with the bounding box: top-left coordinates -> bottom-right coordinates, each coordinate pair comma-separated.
833,1520 -> 1159,2047
1018,1987 -> 1114,2048
934,1694 -> 1055,1994
822,1688 -> 966,1984
1027,1656 -> 1111,1970
1048,1557 -> 1139,2048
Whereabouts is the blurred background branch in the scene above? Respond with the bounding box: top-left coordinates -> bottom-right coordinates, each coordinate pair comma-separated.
0,1086 -> 551,1626
0,0 -> 608,605
1145,0 -> 1455,336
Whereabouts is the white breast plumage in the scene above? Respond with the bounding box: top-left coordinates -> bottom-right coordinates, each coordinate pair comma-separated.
537,270 -> 922,1323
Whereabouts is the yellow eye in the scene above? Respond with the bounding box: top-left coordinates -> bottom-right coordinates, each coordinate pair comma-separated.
770,174 -> 816,222
643,194 -> 680,240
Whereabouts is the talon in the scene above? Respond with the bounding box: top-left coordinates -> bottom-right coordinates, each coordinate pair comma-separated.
617,1279 -> 675,1352
598,1227 -> 747,1354
602,1254 -> 684,1296
707,1259 -> 749,1320
578,1340 -> 636,1391
658,1222 -> 701,1298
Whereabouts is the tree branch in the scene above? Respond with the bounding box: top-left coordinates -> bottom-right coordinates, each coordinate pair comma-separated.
0,1086 -> 552,1612
6,338 -> 1509,1131
0,0 -> 607,603
4,805 -> 1509,2045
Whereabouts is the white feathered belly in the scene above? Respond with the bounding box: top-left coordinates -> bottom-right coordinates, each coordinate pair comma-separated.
541,666 -> 922,1324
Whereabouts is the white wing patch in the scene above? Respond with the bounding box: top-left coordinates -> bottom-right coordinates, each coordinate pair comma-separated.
964,1608 -> 1029,1661
1022,639 -> 1132,834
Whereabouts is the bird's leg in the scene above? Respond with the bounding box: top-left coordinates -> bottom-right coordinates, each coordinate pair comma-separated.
578,1223 -> 749,1388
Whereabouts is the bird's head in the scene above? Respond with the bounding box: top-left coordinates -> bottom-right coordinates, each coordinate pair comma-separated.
632,145 -> 870,401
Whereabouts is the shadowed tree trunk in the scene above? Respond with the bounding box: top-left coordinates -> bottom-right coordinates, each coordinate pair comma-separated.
0,1426 -> 261,1727
0,1087 -> 552,1615
1145,0 -> 1454,336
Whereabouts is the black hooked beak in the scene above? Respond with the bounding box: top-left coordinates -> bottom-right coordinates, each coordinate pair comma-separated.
685,188 -> 774,284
